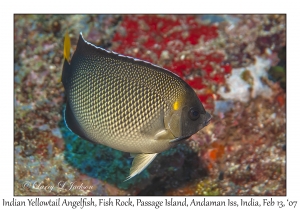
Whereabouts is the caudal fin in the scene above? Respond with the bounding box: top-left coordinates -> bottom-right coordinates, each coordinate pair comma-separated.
60,32 -> 71,83
64,31 -> 71,62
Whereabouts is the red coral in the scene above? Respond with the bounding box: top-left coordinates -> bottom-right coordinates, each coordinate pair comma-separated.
222,63 -> 232,74
111,15 -> 232,109
187,77 -> 205,90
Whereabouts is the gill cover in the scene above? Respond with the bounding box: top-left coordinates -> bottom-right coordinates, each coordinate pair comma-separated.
166,91 -> 211,140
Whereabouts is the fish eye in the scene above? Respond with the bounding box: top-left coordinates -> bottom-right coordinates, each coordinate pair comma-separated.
188,107 -> 200,120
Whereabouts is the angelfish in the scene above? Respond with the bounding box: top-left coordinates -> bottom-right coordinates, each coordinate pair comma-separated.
62,32 -> 211,180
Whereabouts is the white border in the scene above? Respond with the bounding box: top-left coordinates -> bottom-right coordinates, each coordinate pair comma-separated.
3,1 -> 299,209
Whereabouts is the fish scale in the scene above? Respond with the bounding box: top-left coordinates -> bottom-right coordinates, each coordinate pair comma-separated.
71,68 -> 165,149
79,54 -> 186,105
62,33 -> 211,180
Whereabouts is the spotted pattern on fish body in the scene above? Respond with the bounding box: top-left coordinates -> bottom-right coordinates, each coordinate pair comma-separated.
62,33 -> 211,180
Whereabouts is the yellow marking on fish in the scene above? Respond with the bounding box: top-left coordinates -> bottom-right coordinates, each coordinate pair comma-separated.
173,100 -> 180,111
60,31 -> 71,83
64,32 -> 71,62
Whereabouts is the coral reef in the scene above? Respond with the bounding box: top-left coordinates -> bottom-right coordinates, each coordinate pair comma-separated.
14,14 -> 286,195
111,15 -> 230,109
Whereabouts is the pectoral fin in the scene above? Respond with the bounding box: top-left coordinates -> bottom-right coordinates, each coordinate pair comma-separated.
124,153 -> 158,181
154,129 -> 175,140
167,111 -> 182,138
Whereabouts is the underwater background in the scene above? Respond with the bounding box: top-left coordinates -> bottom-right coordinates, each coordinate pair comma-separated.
14,14 -> 286,195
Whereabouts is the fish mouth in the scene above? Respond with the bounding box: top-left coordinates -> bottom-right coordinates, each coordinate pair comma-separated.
204,117 -> 211,126
172,116 -> 211,143
204,112 -> 212,126
196,112 -> 211,131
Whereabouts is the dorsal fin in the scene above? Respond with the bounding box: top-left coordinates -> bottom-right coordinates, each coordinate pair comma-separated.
77,32 -> 183,79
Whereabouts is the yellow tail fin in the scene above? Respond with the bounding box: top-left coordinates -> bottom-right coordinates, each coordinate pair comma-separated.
60,32 -> 71,83
64,32 -> 71,62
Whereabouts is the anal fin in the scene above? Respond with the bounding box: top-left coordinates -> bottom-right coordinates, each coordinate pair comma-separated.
124,153 -> 158,181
